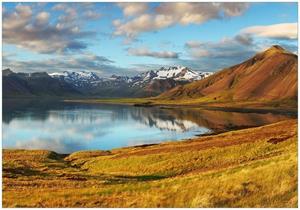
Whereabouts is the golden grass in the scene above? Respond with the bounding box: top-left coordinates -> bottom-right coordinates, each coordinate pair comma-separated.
64,97 -> 297,111
3,120 -> 297,207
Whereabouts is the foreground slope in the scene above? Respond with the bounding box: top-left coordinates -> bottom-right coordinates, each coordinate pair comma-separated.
3,120 -> 297,207
158,45 -> 297,105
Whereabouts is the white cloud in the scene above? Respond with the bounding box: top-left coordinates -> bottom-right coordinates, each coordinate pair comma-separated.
15,4 -> 32,17
36,12 -> 50,26
128,47 -> 179,59
3,4 -> 32,30
114,3 -> 249,38
218,2 -> 249,16
185,41 -> 203,48
84,10 -> 101,20
52,3 -> 66,11
241,23 -> 297,40
117,3 -> 148,16
58,7 -> 77,23
3,4 -> 94,54
114,14 -> 173,38
190,49 -> 211,58
2,52 -> 133,76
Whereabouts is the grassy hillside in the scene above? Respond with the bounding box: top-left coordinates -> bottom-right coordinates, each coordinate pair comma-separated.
158,46 -> 297,104
3,119 -> 297,207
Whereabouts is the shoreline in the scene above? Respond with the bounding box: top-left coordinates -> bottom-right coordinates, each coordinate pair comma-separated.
2,118 -> 296,155
4,97 -> 297,116
63,98 -> 298,116
2,119 -> 294,157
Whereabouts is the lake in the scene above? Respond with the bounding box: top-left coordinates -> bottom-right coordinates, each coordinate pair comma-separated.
3,99 -> 296,154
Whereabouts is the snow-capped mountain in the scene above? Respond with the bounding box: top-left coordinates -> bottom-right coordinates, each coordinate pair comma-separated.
131,66 -> 212,87
153,66 -> 211,81
49,71 -> 100,88
49,66 -> 212,86
48,66 -> 213,97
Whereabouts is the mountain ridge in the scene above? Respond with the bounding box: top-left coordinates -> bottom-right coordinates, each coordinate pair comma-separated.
3,69 -> 81,97
3,66 -> 212,98
48,66 -> 212,86
158,45 -> 297,104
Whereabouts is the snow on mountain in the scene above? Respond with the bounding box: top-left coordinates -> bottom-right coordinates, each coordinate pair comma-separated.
49,67 -> 213,90
49,72 -> 68,77
108,74 -> 131,82
131,66 -> 212,87
153,66 -> 212,81
49,71 -> 100,87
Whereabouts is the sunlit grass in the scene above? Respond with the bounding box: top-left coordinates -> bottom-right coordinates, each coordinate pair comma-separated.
64,97 -> 297,110
3,120 -> 297,207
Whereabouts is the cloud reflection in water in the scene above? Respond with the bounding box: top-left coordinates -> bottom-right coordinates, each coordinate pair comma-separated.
3,100 -> 294,153
3,103 -> 211,153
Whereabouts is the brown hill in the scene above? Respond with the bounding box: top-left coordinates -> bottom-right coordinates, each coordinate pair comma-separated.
158,45 -> 297,104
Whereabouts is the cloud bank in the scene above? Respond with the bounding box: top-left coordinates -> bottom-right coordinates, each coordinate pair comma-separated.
3,3 -> 99,54
241,23 -> 297,40
2,53 -> 131,76
114,2 -> 249,38
128,47 -> 179,59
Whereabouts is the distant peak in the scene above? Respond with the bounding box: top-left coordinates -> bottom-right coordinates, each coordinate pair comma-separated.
2,68 -> 14,76
3,68 -> 13,73
158,66 -> 188,71
267,45 -> 286,52
254,45 -> 290,59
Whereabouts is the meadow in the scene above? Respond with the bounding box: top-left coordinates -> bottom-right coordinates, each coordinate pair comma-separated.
3,119 -> 297,207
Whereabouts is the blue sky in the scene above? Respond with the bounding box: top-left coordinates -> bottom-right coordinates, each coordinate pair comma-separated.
2,2 -> 298,76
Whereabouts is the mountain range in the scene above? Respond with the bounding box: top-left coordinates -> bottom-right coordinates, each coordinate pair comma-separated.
158,45 -> 297,105
3,66 -> 212,98
3,45 -> 297,105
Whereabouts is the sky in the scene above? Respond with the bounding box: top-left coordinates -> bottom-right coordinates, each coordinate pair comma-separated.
2,2 -> 298,76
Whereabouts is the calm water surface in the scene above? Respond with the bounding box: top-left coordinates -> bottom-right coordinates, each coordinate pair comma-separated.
3,99 -> 295,153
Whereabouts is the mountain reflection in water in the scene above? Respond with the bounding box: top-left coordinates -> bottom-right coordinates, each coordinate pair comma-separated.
3,99 -> 295,153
